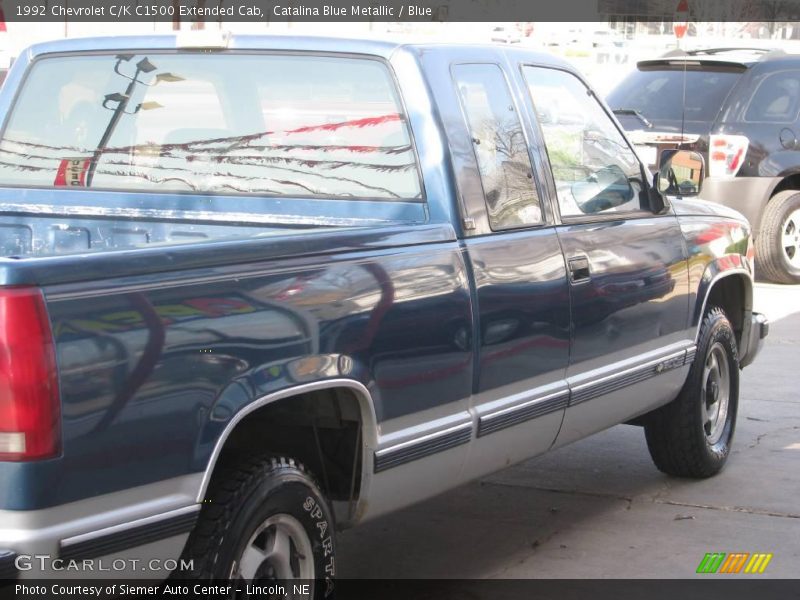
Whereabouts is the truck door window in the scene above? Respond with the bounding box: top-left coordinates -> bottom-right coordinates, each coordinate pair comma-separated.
0,53 -> 422,201
452,63 -> 543,230
522,66 -> 645,218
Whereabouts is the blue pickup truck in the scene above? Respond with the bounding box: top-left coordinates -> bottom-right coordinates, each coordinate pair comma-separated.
0,34 -> 766,590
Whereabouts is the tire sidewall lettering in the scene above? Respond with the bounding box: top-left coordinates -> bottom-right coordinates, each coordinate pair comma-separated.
303,495 -> 335,597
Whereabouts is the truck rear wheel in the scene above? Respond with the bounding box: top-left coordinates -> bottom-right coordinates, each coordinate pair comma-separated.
180,456 -> 335,598
756,190 -> 800,284
644,307 -> 739,478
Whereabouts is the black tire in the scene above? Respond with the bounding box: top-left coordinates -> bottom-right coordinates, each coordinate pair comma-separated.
755,190 -> 800,284
644,307 -> 739,478
179,456 -> 336,598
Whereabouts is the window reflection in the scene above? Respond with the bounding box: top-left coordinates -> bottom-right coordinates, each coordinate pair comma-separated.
453,63 -> 542,230
524,66 -> 644,217
0,54 -> 422,200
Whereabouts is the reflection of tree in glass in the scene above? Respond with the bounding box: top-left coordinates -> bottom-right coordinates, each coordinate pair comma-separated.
472,116 -> 541,227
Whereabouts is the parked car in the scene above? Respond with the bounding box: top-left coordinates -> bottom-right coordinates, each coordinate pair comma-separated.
490,25 -> 521,44
0,35 -> 766,590
609,47 -> 800,284
591,27 -> 625,49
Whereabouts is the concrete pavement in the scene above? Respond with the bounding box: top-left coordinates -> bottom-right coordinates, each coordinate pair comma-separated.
337,283 -> 800,578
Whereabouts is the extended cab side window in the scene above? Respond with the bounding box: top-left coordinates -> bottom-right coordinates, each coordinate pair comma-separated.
452,64 -> 543,230
522,66 -> 646,218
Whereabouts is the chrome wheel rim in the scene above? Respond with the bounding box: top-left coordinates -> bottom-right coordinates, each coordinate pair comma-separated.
702,342 -> 730,445
232,513 -> 314,592
781,208 -> 800,269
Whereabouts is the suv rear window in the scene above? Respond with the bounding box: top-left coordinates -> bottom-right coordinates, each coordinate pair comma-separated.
745,71 -> 800,122
607,67 -> 742,123
0,53 -> 422,200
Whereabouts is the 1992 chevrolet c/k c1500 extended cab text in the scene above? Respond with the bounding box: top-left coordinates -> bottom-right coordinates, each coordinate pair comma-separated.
0,34 -> 767,592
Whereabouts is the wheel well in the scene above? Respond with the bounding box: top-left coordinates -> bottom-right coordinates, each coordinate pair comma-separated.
771,173 -> 800,198
704,275 -> 748,350
209,388 -> 364,506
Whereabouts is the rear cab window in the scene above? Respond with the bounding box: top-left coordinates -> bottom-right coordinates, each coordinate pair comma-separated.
0,53 -> 422,201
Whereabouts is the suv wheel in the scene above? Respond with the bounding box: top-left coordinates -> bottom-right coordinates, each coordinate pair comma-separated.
179,456 -> 336,598
756,190 -> 800,284
644,307 -> 739,478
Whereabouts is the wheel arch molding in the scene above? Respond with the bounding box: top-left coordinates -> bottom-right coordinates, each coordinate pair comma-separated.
693,264 -> 753,353
194,378 -> 379,526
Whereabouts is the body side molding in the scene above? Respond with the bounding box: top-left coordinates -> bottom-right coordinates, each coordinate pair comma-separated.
373,423 -> 472,473
373,344 -> 698,471
477,389 -> 570,437
570,348 -> 694,407
59,505 -> 200,562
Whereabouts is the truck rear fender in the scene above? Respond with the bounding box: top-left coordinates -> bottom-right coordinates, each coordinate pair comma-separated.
195,377 -> 378,528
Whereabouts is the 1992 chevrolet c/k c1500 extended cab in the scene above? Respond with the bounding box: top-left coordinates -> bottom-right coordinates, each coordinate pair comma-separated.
0,34 -> 767,591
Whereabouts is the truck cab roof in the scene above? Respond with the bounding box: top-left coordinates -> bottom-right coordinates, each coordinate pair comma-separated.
22,33 -> 573,70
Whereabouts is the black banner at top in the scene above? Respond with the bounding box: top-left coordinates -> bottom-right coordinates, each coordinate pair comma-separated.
3,0 -> 800,23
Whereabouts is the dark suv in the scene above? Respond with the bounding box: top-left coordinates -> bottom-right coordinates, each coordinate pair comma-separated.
609,48 -> 800,284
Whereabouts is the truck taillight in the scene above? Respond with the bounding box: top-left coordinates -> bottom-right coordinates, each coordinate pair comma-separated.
709,134 -> 749,177
0,287 -> 61,461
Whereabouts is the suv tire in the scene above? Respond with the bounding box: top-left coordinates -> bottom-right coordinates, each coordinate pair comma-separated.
179,456 -> 335,598
644,307 -> 739,478
756,190 -> 800,284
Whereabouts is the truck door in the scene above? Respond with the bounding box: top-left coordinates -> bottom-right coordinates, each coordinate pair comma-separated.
520,65 -> 692,445
424,52 -> 572,479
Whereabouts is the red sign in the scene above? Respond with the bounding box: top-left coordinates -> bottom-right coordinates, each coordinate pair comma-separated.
674,0 -> 689,39
54,158 -> 91,187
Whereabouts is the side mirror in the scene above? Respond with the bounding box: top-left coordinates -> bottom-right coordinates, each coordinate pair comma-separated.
570,164 -> 635,214
657,149 -> 705,197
